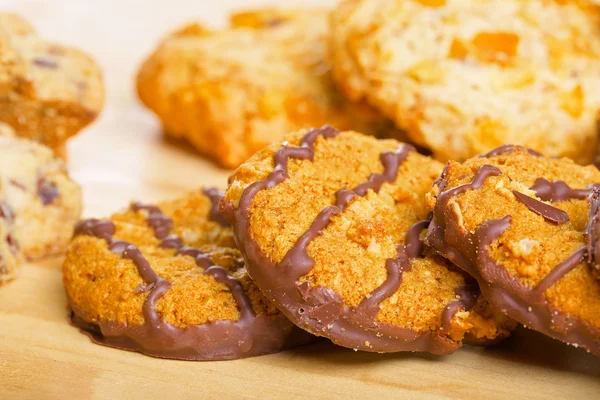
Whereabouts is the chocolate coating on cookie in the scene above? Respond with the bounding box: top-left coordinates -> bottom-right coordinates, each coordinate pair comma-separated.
222,127 -> 513,353
586,188 -> 600,280
67,192 -> 311,360
202,188 -> 230,227
426,146 -> 600,355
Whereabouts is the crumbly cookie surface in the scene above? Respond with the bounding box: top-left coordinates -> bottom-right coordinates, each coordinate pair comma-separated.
221,127 -> 514,354
0,125 -> 82,260
0,13 -> 104,155
137,8 -> 397,168
329,0 -> 600,164
63,189 -> 311,360
426,145 -> 600,355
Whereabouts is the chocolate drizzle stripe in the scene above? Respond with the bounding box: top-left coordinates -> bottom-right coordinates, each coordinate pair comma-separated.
426,161 -> 600,356
69,193 -> 311,360
203,188 -> 230,227
531,178 -> 599,203
512,191 -> 569,224
441,285 -> 479,331
480,144 -> 542,158
222,126 -> 478,354
533,247 -> 586,297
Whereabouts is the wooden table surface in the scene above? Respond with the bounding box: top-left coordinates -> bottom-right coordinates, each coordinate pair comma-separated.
1,1 -> 599,398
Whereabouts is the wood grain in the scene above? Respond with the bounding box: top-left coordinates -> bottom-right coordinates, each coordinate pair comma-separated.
0,1 -> 599,398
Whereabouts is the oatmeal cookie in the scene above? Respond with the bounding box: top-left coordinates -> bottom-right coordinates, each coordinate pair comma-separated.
63,189 -> 312,360
426,145 -> 600,355
221,127 -> 514,353
0,125 -> 81,260
0,13 -> 104,156
137,8 -> 398,168
329,0 -> 600,164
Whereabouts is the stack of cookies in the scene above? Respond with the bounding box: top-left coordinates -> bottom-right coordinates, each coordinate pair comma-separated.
3,1 -> 599,362
63,126 -> 600,360
62,0 -> 600,361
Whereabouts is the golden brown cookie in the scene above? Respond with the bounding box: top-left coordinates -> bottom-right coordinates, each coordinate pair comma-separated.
0,13 -> 105,155
63,189 -> 312,360
426,145 -> 600,355
221,127 -> 514,354
0,124 -> 82,261
136,8 -> 398,168
329,0 -> 600,164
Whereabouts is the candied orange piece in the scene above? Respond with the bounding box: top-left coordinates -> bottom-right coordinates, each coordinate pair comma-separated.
561,85 -> 584,118
448,38 -> 468,59
415,0 -> 446,7
472,32 -> 520,65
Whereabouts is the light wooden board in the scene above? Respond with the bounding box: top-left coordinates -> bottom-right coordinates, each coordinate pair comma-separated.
0,1 -> 599,398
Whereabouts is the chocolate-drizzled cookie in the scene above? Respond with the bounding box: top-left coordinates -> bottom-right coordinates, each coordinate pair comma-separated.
63,189 -> 312,360
426,145 -> 600,355
221,127 -> 514,354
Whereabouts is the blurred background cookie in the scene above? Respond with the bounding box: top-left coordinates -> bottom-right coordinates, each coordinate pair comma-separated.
329,0 -> 600,164
137,8 -> 400,168
0,13 -> 105,158
0,122 -> 81,285
0,122 -> 82,260
64,189 -> 312,360
426,145 -> 600,355
221,127 -> 515,353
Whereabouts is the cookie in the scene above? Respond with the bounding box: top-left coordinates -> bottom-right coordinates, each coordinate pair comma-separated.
426,145 -> 600,355
63,189 -> 312,360
221,127 -> 514,354
329,0 -> 600,164
136,8 -> 398,168
0,202 -> 20,285
0,13 -> 105,156
0,126 -> 82,261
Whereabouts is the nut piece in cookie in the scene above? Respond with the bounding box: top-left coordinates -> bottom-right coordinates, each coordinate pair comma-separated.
63,189 -> 313,360
137,8 -> 398,168
426,145 -> 600,355
0,13 -> 105,156
221,127 -> 514,354
329,0 -> 600,164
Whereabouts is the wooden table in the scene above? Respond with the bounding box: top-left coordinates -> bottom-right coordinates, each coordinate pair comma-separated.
1,1 -> 599,398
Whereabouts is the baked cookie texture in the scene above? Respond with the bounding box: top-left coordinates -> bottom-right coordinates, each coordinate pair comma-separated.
426,145 -> 600,355
329,0 -> 600,164
0,123 -> 81,264
0,13 -> 105,156
63,189 -> 312,360
221,127 -> 515,354
137,8 -> 399,169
